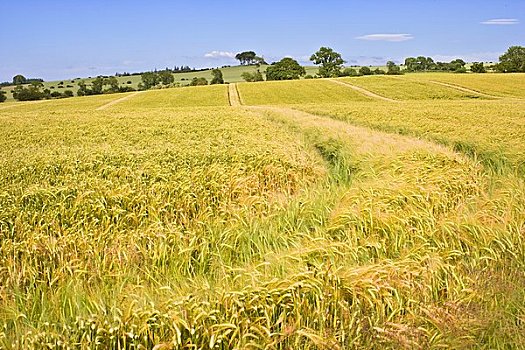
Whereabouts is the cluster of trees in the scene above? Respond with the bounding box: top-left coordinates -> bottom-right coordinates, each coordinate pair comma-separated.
138,71 -> 175,89
11,82 -> 74,101
0,90 -> 6,102
1,75 -> 44,88
240,47 -> 403,82
241,70 -> 264,82
77,76 -> 134,96
403,56 -> 467,72
138,68 -> 225,89
235,51 -> 267,66
116,66 -> 197,77
495,46 -> 525,72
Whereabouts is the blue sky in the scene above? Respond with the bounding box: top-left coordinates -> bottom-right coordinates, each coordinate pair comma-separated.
0,0 -> 523,81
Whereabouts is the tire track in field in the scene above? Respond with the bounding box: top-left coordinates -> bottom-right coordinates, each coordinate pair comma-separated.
95,91 -> 143,111
428,81 -> 500,99
328,79 -> 397,102
228,83 -> 242,106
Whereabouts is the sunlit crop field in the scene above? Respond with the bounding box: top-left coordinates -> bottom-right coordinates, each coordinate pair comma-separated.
338,75 -> 487,100
237,79 -> 371,105
404,72 -> 525,98
1,75 -> 525,349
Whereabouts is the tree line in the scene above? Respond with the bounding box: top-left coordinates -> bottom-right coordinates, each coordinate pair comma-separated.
2,46 -> 523,102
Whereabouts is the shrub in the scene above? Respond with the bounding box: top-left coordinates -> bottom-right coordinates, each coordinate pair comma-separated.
190,77 -> 208,86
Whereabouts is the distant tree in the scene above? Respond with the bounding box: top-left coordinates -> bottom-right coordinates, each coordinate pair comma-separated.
497,46 -> 525,72
210,69 -> 224,84
158,70 -> 175,85
359,66 -> 372,75
141,72 -> 160,89
446,59 -> 466,73
63,90 -> 74,97
12,74 -> 27,85
340,67 -> 359,77
266,57 -> 306,80
42,88 -> 52,99
404,57 -> 418,71
241,70 -> 264,82
310,47 -> 345,78
235,51 -> 257,65
0,90 -> 6,102
90,77 -> 104,94
404,56 -> 436,71
470,62 -> 486,73
118,86 -> 136,93
50,91 -> 62,98
254,56 -> 267,66
104,77 -> 119,92
77,80 -> 88,96
12,82 -> 44,101
386,61 -> 402,75
190,77 -> 208,86
373,68 -> 386,75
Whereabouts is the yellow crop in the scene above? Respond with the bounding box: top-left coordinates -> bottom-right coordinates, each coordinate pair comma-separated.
1,75 -> 524,349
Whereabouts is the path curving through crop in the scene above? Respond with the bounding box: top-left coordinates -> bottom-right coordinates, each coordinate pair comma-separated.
95,91 -> 143,110
328,79 -> 397,102
428,80 -> 500,99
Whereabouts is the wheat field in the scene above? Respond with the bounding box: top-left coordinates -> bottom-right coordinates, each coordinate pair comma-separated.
1,75 -> 524,349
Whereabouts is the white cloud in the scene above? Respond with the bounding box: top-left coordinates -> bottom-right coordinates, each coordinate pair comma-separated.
355,34 -> 414,42
204,51 -> 236,59
481,18 -> 519,25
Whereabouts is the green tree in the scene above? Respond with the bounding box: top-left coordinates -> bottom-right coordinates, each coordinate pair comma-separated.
104,77 -> 119,92
404,57 -> 418,71
190,77 -> 208,86
0,90 -> 6,103
359,66 -> 372,75
210,69 -> 224,84
266,58 -> 306,80
254,56 -> 267,66
386,61 -> 402,75
12,82 -> 44,101
12,74 -> 27,85
235,51 -> 257,65
91,77 -> 104,94
470,62 -> 486,73
77,80 -> 88,96
497,46 -> 525,72
158,70 -> 175,85
340,68 -> 358,77
310,47 -> 345,78
141,72 -> 160,89
241,70 -> 264,82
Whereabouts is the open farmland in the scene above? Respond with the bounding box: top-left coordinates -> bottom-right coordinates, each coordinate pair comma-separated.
337,75 -> 490,100
1,75 -> 525,349
403,72 -> 525,98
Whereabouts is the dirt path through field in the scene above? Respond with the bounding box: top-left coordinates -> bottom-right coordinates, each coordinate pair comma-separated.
428,81 -> 500,99
228,83 -> 242,106
328,79 -> 397,102
95,91 -> 143,110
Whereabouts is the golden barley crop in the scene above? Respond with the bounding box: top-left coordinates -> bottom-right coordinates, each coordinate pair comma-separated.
237,79 -> 371,105
1,75 -> 525,349
338,75 -> 487,100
